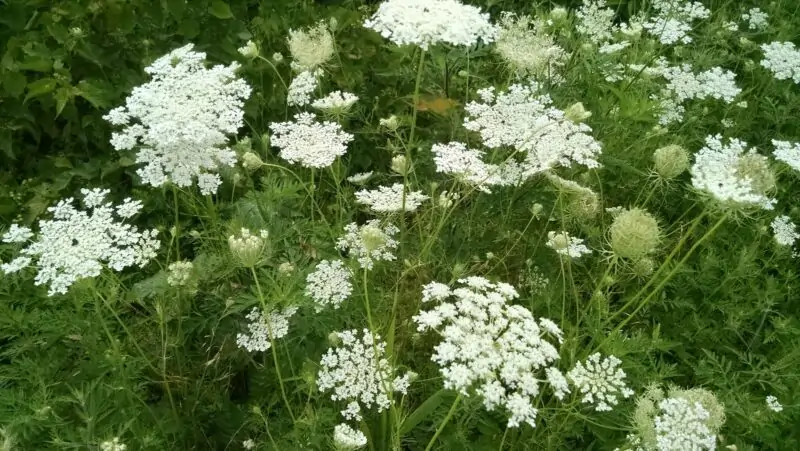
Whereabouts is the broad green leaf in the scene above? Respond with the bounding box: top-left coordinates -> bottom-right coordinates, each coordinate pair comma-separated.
166,0 -> 186,19
2,71 -> 27,97
209,1 -> 234,19
179,18 -> 200,38
24,77 -> 57,103
54,87 -> 72,117
75,80 -> 111,109
400,389 -> 448,435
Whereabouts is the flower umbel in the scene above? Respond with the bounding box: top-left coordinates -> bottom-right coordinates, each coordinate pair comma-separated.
305,260 -> 354,311
228,228 -> 269,267
236,306 -> 297,353
335,220 -> 399,270
269,112 -> 354,169
567,353 -> 634,411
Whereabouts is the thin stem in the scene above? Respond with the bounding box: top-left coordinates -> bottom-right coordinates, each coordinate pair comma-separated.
172,185 -> 181,262
498,428 -> 509,451
251,267 -> 297,423
408,49 -> 427,146
424,394 -> 462,451
256,55 -> 288,91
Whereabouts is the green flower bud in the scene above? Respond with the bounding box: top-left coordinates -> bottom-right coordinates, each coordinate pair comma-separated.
564,102 -> 592,123
653,144 -> 690,179
631,257 -> 655,278
609,208 -> 660,260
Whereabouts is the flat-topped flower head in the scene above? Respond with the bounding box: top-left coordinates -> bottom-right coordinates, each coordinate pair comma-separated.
288,21 -> 335,71
567,353 -> 634,411
495,12 -> 567,79
772,139 -> 800,172
228,228 -> 269,267
464,83 -> 602,179
104,44 -> 251,195
0,189 -> 159,296
335,220 -> 399,270
333,423 -> 367,450
354,183 -> 429,213
642,0 -> 710,45
363,0 -> 497,50
236,306 -> 297,352
547,231 -> 592,258
691,135 -> 776,210
761,41 -> 800,84
305,260 -> 353,311
269,112 -> 354,169
771,215 -> 799,247
312,91 -> 359,114
287,69 -> 323,107
431,142 -> 516,193
413,277 -> 565,428
318,329 -> 409,421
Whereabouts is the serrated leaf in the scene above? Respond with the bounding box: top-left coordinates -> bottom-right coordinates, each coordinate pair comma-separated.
54,86 -> 72,117
24,78 -> 57,103
3,71 -> 27,97
209,1 -> 233,19
75,79 -> 111,109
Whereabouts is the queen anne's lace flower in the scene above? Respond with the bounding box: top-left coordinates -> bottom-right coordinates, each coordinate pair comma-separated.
546,231 -> 592,258
269,112 -> 354,168
228,228 -> 269,267
766,395 -> 783,412
567,353 -> 634,411
431,142 -> 516,193
413,277 -> 564,428
495,12 -> 567,79
363,0 -> 497,50
642,0 -> 710,45
771,215 -> 799,246
354,183 -> 429,213
576,0 -> 617,44
0,189 -> 159,296
772,139 -> 800,171
760,42 -> 800,84
312,91 -> 359,113
288,21 -> 335,71
287,69 -> 323,107
236,306 -> 297,352
104,44 -> 251,195
305,260 -> 353,311
691,135 -> 776,210
650,61 -> 741,125
333,423 -> 368,449
336,220 -> 399,270
167,261 -> 194,287
654,398 -> 717,451
100,437 -> 127,451
742,8 -> 768,30
346,172 -> 373,184
464,83 -> 602,179
318,329 -> 409,421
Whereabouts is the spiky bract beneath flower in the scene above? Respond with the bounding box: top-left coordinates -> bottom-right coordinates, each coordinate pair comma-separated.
494,12 -> 567,79
609,208 -> 661,260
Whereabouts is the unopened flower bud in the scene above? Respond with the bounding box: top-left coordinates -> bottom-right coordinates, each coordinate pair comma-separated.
653,144 -> 690,179
379,115 -> 400,131
564,102 -> 592,123
609,208 -> 660,260
228,228 -> 269,267
242,152 -> 265,171
238,40 -> 259,59
391,155 -> 409,175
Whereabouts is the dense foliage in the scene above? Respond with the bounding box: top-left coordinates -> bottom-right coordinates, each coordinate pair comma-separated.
1,0 -> 798,449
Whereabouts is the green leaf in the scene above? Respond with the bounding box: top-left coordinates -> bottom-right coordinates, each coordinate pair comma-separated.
24,78 -> 57,103
54,87 -> 73,117
75,80 -> 111,109
400,389 -> 448,435
208,1 -> 233,19
166,0 -> 186,19
179,19 -> 200,38
2,71 -> 27,97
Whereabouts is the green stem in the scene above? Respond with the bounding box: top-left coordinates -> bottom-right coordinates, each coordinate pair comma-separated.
424,394 -> 462,451
172,185 -> 181,262
408,49 -> 427,147
251,267 -> 296,423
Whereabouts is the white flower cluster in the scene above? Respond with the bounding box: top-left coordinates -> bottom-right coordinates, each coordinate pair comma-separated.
363,0 -> 496,50
242,439 -> 256,450
546,231 -> 592,258
347,171 -> 373,184
771,215 -> 799,247
167,260 -> 193,287
333,423 -> 368,450
0,189 -> 158,296
495,12 -> 567,79
567,353 -> 634,411
235,305 -> 298,352
312,91 -> 359,113
576,0 -> 617,44
269,112 -> 354,168
642,0 -> 710,45
651,60 -> 740,125
287,69 -> 323,107
413,277 -> 566,428
305,260 -> 353,311
772,139 -> 800,171
354,183 -> 429,213
104,44 -> 251,195
690,135 -> 776,210
760,41 -> 800,84
100,437 -> 127,451
431,141 -> 516,193
654,398 -> 717,451
237,40 -> 259,59
742,8 -> 769,31
336,220 -> 399,270
318,329 -> 409,421
228,228 -> 269,267
766,395 -> 783,413
287,21 -> 335,71
464,83 -> 602,178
